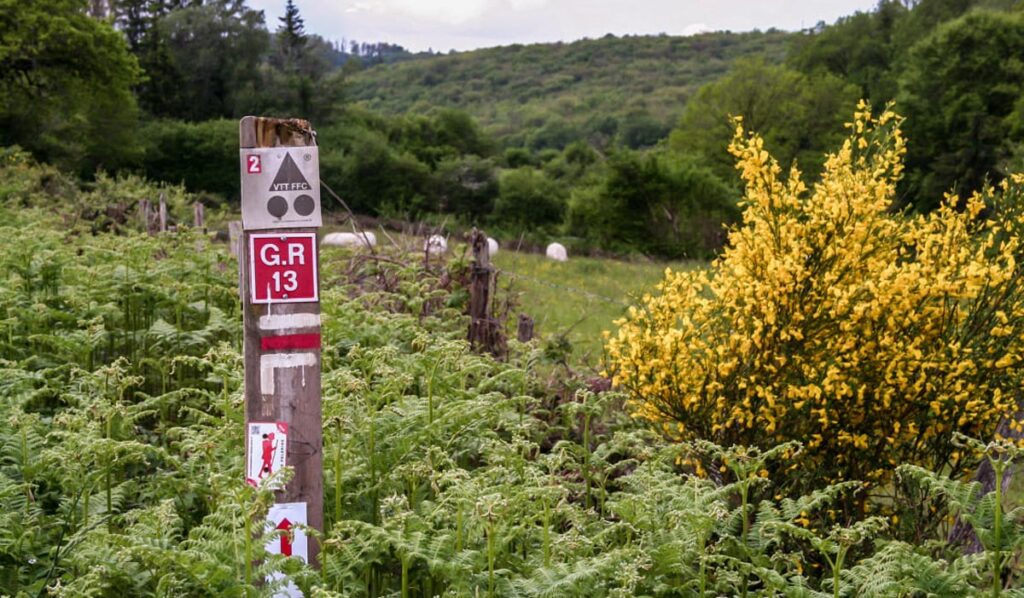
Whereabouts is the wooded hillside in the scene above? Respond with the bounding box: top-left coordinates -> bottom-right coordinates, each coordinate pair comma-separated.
348,31 -> 791,148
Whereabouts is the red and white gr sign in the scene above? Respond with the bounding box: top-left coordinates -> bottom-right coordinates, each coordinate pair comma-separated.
249,233 -> 318,304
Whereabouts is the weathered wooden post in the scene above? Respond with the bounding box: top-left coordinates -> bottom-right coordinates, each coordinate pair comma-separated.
239,117 -> 324,570
228,221 -> 243,258
468,229 -> 505,356
517,313 -> 534,343
193,202 -> 205,230
139,199 -> 151,233
158,192 -> 168,233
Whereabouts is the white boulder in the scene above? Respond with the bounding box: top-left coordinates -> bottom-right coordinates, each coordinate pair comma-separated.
322,231 -> 376,248
545,242 -> 568,262
425,234 -> 448,254
487,237 -> 499,256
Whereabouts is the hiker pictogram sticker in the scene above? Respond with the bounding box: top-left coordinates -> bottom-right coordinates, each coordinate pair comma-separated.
247,421 -> 288,488
240,146 -> 321,230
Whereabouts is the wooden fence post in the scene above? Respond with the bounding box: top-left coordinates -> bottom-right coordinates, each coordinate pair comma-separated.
239,117 -> 324,567
158,192 -> 167,233
517,313 -> 534,342
139,199 -> 150,233
228,221 -> 242,258
468,229 -> 505,356
193,202 -> 205,230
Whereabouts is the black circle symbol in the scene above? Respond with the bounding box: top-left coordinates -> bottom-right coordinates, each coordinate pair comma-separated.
294,194 -> 315,216
267,195 -> 288,218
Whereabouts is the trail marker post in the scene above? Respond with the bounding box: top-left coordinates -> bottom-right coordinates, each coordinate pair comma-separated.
239,117 -> 323,568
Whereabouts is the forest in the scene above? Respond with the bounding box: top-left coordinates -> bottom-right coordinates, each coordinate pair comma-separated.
4,0 -> 1023,258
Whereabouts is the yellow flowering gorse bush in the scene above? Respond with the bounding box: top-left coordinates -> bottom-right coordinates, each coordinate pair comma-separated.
607,102 -> 1024,493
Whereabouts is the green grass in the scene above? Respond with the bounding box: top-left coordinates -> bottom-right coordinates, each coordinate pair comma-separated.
492,250 -> 703,364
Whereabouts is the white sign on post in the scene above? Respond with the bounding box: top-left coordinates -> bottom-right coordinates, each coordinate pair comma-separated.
266,501 -> 308,598
240,146 -> 322,230
247,421 -> 288,488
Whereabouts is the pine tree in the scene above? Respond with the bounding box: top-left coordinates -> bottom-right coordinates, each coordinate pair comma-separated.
278,0 -> 306,64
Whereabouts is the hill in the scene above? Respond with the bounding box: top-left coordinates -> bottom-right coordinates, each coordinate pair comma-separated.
346,31 -> 792,148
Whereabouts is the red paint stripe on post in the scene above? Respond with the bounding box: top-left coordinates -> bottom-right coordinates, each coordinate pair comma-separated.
261,333 -> 322,351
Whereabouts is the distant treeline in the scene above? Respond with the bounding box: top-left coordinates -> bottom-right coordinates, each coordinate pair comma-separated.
2,0 -> 1023,257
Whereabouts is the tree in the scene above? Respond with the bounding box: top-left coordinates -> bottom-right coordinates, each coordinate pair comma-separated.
0,0 -> 141,172
149,0 -> 268,120
432,155 -> 498,218
277,0 -> 306,66
898,10 -> 1024,211
491,168 -> 565,232
667,58 -> 858,185
567,151 -> 736,258
788,1 -> 907,103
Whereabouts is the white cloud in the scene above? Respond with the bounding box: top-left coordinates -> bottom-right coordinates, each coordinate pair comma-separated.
248,0 -> 881,52
341,0 -> 552,26
506,0 -> 549,8
363,0 -> 490,25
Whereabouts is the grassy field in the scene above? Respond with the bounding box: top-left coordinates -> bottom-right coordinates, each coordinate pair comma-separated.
492,250 -> 703,365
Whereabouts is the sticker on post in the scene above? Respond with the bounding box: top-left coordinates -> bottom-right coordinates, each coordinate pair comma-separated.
247,421 -> 288,488
249,233 -> 319,304
240,146 -> 321,230
266,502 -> 308,597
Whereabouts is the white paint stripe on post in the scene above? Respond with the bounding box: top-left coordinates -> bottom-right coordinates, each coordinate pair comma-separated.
259,313 -> 322,331
260,352 -> 317,396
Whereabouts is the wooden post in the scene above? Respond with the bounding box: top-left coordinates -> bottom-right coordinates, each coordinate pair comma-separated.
193,202 -> 205,230
158,192 -> 168,233
517,314 -> 534,343
139,199 -> 151,233
468,229 -> 505,356
239,117 -> 323,565
228,221 -> 242,258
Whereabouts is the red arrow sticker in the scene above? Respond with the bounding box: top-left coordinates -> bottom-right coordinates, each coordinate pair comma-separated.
277,518 -> 293,556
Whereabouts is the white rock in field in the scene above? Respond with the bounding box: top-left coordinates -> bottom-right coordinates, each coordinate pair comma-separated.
545,242 -> 568,262
322,231 -> 376,248
487,237 -> 499,256
425,234 -> 448,254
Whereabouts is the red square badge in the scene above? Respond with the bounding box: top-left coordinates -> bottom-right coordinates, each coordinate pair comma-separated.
249,233 -> 318,304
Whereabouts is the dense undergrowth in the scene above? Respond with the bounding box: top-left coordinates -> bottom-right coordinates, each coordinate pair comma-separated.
1,158 -> 1023,596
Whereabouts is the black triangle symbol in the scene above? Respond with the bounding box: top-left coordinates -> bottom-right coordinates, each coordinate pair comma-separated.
268,152 -> 311,192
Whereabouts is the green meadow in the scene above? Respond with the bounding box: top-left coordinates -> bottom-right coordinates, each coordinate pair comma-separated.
492,249 -> 701,363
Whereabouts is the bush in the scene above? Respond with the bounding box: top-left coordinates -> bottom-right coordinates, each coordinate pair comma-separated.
491,167 -> 565,232
607,103 -> 1024,503
432,155 -> 499,218
138,119 -> 238,199
319,123 -> 431,216
568,151 -> 736,258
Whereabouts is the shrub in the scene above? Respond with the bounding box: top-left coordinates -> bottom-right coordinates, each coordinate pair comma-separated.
567,151 -> 736,258
491,167 -> 565,232
138,119 -> 238,198
606,103 -> 1024,501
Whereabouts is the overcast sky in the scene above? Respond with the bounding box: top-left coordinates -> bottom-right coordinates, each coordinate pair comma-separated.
246,0 -> 880,52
